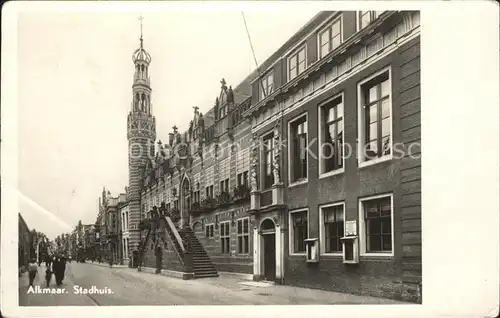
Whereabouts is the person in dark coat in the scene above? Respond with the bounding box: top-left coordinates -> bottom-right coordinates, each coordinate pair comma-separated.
52,256 -> 64,286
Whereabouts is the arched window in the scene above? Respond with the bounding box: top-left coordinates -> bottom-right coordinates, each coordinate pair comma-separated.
135,93 -> 140,111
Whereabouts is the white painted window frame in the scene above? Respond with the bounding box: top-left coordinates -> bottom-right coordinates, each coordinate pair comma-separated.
287,45 -> 308,82
288,112 -> 309,187
318,92 -> 345,179
288,208 -> 309,256
319,201 -> 345,256
260,130 -> 275,191
317,14 -> 343,60
219,221 -> 231,254
260,71 -> 275,101
236,217 -> 250,254
358,193 -> 394,257
357,66 -> 393,168
356,11 -> 386,32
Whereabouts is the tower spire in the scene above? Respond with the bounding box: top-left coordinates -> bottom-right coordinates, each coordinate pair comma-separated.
138,15 -> 144,48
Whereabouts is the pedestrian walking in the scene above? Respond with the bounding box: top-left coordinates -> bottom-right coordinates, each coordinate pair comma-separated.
27,258 -> 38,287
45,267 -> 52,287
52,257 -> 61,286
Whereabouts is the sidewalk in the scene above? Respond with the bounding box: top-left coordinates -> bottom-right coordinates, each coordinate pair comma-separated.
82,263 -> 408,304
86,261 -> 128,268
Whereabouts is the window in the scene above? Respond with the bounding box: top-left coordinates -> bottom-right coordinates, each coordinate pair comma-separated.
289,114 -> 308,183
205,224 -> 214,238
357,11 -> 384,30
319,95 -> 344,175
237,218 -> 249,254
220,221 -> 230,254
260,72 -> 274,100
358,68 -> 391,164
290,210 -> 308,254
319,16 -> 342,59
320,204 -> 344,253
237,171 -> 249,187
174,199 -> 179,210
360,195 -> 393,254
126,211 -> 129,231
205,185 -> 214,198
218,158 -> 230,192
288,46 -> 306,81
236,148 -> 250,187
219,179 -> 229,193
204,166 -> 214,196
193,189 -> 200,203
262,133 -> 274,189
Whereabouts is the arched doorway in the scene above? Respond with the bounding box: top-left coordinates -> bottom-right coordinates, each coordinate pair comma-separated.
260,218 -> 276,282
180,176 -> 191,227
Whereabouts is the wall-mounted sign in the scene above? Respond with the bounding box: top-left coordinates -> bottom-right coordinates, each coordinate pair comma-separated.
345,221 -> 357,236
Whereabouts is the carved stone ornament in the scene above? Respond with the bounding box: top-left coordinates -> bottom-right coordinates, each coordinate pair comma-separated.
250,133 -> 259,191
272,122 -> 281,184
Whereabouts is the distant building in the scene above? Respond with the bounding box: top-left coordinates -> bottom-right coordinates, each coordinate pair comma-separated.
18,213 -> 32,269
95,187 -> 124,264
120,189 -> 131,265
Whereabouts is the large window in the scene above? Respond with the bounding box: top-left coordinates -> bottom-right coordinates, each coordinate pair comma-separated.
358,68 -> 392,164
320,204 -> 344,254
319,95 -> 344,175
289,210 -> 308,254
357,11 -> 385,30
359,195 -> 393,255
219,179 -> 229,193
260,72 -> 274,100
319,16 -> 342,59
289,114 -> 308,183
262,133 -> 274,189
220,221 -> 231,254
288,46 -> 306,81
219,158 -> 230,192
237,218 -> 249,254
205,185 -> 214,199
193,186 -> 201,203
236,148 -> 250,187
237,171 -> 248,187
205,224 -> 214,238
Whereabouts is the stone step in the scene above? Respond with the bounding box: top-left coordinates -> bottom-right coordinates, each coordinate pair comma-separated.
193,263 -> 215,270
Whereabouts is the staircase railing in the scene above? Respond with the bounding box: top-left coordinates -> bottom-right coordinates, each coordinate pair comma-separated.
165,216 -> 185,252
163,216 -> 189,268
138,227 -> 152,267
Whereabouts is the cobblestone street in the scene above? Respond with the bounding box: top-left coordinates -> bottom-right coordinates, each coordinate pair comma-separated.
19,262 -> 407,306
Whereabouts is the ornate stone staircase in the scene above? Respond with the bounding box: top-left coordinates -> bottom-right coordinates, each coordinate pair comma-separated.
178,227 -> 218,278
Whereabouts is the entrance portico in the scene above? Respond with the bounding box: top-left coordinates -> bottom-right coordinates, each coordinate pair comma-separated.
252,213 -> 285,284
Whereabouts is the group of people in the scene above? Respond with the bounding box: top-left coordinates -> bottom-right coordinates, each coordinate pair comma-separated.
27,255 -> 68,287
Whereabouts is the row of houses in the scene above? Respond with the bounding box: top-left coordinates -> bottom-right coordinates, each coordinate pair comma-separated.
18,213 -> 33,270
110,10 -> 422,302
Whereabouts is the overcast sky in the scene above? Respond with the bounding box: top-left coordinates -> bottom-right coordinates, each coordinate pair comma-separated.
17,6 -> 319,239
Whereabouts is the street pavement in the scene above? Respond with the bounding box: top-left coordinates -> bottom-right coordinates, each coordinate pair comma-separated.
19,262 -> 407,306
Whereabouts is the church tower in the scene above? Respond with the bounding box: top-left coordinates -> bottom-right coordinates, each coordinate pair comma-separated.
127,17 -> 156,252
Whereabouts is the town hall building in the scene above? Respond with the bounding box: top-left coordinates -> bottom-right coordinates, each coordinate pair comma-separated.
125,10 -> 422,303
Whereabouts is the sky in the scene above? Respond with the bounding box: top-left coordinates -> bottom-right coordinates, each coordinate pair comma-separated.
16,6 -> 319,240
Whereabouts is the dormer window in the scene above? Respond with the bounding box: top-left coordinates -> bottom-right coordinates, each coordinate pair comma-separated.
357,11 -> 385,31
260,72 -> 274,100
288,46 -> 306,81
319,16 -> 342,59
